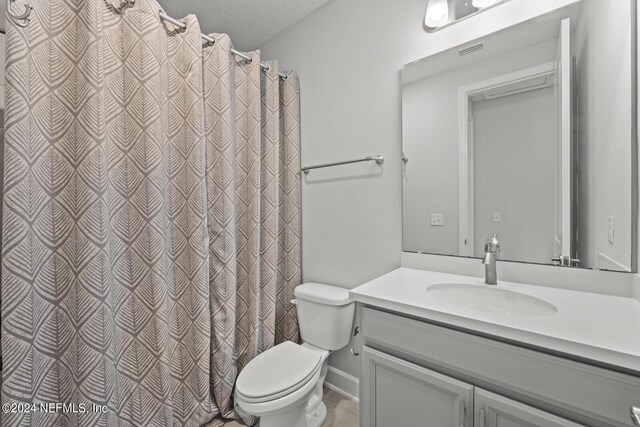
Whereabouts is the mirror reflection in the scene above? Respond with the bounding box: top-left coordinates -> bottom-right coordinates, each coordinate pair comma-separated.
402,0 -> 635,271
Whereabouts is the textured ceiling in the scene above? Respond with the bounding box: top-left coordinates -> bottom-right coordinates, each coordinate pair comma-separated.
159,0 -> 332,51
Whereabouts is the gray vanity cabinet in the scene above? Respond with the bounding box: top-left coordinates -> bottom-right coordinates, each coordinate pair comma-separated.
360,307 -> 640,427
474,388 -> 583,427
361,346 -> 473,427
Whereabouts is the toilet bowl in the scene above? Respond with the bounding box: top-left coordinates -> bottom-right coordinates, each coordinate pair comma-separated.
235,283 -> 355,427
235,341 -> 329,427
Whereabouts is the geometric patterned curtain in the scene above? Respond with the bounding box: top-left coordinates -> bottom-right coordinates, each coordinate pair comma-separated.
1,0 -> 301,425
276,71 -> 302,347
202,32 -> 301,426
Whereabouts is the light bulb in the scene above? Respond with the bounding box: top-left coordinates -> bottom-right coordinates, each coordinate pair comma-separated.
472,0 -> 501,8
425,0 -> 449,27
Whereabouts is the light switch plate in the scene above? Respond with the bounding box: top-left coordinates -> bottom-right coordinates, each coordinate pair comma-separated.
493,212 -> 502,223
431,214 -> 444,226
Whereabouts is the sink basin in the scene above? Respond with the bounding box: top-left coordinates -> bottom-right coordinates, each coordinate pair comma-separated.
426,283 -> 558,317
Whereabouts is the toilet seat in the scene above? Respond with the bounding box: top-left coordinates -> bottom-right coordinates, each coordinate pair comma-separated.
236,341 -> 324,404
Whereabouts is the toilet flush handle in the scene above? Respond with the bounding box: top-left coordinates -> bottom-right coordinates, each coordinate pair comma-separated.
290,299 -> 298,305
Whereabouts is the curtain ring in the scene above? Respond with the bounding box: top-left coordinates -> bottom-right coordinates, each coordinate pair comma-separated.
10,16 -> 29,27
116,0 -> 134,14
203,35 -> 215,47
7,0 -> 31,21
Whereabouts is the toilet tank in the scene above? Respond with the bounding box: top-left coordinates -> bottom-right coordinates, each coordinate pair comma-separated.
294,283 -> 355,351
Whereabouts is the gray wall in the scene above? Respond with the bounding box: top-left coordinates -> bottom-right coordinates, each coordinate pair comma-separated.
260,0 -> 582,378
401,40 -> 556,256
473,87 -> 556,264
575,0 -> 633,271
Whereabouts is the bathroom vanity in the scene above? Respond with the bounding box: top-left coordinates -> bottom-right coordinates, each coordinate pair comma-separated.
350,268 -> 640,427
350,0 -> 640,424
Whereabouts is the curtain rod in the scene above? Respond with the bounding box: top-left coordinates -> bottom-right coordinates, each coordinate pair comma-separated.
159,12 -> 288,80
9,0 -> 289,80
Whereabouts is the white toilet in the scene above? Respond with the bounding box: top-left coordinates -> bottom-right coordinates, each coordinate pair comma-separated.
235,283 -> 355,427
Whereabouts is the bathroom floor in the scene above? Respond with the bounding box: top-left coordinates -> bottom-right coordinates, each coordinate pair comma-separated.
223,387 -> 359,426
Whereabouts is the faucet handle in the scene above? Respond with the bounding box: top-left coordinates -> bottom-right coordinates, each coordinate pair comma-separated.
485,234 -> 500,253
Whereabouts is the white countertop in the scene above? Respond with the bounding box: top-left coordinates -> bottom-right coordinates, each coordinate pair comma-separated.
350,267 -> 640,373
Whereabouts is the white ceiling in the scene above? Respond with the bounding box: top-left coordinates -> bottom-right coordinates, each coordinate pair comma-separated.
159,0 -> 332,51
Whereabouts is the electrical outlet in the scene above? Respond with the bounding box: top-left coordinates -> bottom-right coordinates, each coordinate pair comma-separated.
608,216 -> 614,244
430,214 -> 444,226
493,212 -> 502,223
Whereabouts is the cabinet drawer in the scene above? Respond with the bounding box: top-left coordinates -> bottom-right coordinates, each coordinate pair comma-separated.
362,307 -> 640,427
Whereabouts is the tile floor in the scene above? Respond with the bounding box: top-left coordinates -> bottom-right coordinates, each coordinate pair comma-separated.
223,387 -> 359,426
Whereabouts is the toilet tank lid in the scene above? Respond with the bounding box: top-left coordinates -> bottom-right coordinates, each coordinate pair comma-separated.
294,283 -> 352,306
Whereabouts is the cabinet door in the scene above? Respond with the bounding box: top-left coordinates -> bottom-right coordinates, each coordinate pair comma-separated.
475,388 -> 584,427
361,346 -> 473,427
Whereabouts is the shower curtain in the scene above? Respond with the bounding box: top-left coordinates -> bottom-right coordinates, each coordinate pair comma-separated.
203,33 -> 302,422
1,0 -> 301,426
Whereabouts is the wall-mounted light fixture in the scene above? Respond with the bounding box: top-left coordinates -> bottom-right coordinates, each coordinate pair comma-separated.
425,0 -> 450,28
424,0 -> 510,32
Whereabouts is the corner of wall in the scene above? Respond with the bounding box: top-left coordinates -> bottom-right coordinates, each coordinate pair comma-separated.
325,365 -> 360,402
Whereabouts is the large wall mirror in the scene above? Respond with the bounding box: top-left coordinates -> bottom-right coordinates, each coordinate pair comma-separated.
402,0 -> 637,272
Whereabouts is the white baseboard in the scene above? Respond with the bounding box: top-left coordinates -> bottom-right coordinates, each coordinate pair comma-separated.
325,366 -> 359,402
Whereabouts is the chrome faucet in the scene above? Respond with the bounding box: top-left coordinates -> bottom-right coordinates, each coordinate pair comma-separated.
482,234 -> 500,285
